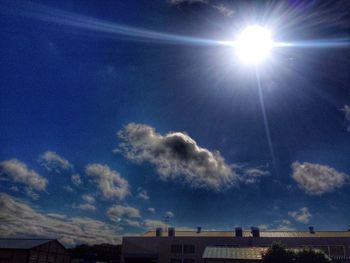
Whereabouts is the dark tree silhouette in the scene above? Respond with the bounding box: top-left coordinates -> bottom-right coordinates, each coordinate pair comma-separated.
262,243 -> 331,263
296,247 -> 331,263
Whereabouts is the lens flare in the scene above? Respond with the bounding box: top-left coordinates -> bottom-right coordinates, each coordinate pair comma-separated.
235,26 -> 273,65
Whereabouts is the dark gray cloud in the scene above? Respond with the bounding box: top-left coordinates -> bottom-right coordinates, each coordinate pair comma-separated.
116,123 -> 237,191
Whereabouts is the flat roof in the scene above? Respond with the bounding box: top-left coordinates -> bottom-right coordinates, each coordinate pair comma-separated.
203,247 -> 267,260
142,230 -> 350,238
0,239 -> 54,249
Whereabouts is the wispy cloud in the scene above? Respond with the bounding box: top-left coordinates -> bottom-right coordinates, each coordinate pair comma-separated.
38,151 -> 72,172
341,105 -> 350,131
168,0 -> 234,17
291,161 -> 348,195
72,203 -> 96,212
85,164 -> 130,200
136,187 -> 150,201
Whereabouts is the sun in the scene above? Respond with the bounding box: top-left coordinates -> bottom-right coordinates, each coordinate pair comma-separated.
235,25 -> 273,65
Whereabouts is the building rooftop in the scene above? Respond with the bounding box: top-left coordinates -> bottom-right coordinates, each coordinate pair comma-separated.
142,230 -> 350,238
0,239 -> 54,249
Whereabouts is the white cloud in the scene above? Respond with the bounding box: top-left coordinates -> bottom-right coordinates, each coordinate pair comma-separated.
148,207 -> 156,213
117,123 -> 237,191
168,0 -> 234,17
291,161 -> 348,195
142,219 -> 165,229
82,194 -> 95,204
137,187 -> 150,201
165,211 -> 174,218
0,159 -> 47,191
85,164 -> 130,200
71,174 -> 82,186
341,105 -> 350,131
288,207 -> 312,224
38,151 -> 72,172
73,203 -> 96,212
0,193 -> 122,246
25,187 -> 40,200
212,4 -> 234,17
107,205 -> 141,222
239,167 -> 270,184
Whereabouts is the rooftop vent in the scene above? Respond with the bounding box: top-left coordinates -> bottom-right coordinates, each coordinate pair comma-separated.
197,227 -> 202,233
156,227 -> 162,237
235,227 -> 243,237
309,226 -> 315,234
251,227 -> 260,238
168,227 -> 175,237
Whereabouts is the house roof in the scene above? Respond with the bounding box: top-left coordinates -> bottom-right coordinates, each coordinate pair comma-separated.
0,239 -> 54,249
202,246 -> 267,260
142,230 -> 350,238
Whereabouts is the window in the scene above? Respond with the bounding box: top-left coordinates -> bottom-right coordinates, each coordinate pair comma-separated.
329,245 -> 345,257
183,245 -> 195,254
171,244 -> 182,254
170,258 -> 182,263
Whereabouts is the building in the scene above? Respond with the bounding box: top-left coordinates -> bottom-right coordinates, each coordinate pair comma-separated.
0,239 -> 70,263
121,227 -> 350,263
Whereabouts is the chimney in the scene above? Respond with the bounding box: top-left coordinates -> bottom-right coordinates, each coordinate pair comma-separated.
168,227 -> 175,237
309,226 -> 315,234
251,227 -> 260,238
235,227 -> 243,237
197,227 -> 202,233
156,227 -> 162,237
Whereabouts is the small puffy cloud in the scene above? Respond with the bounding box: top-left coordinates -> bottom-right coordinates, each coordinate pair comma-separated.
288,207 -> 312,224
291,161 -> 348,195
117,123 -> 237,191
148,207 -> 156,213
341,105 -> 350,131
82,194 -> 95,204
239,167 -> 270,184
165,211 -> 174,218
137,187 -> 150,201
73,203 -> 96,212
107,205 -> 141,222
0,159 -> 47,191
0,193 -> 121,246
85,164 -> 130,200
71,174 -> 82,186
38,151 -> 72,172
25,188 -> 40,200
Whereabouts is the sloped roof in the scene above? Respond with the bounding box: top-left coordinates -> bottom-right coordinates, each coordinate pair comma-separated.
203,247 -> 267,260
0,239 -> 54,249
142,230 -> 350,238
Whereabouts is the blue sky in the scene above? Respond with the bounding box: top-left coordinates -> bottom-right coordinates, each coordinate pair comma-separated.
1,0 -> 350,246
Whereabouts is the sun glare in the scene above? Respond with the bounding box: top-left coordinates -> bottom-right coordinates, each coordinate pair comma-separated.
235,25 -> 273,65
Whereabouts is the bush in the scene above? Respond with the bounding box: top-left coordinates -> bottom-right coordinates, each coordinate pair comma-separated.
262,243 -> 331,263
